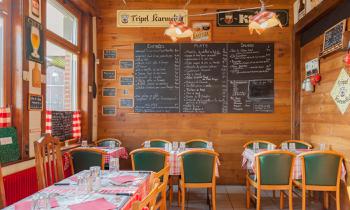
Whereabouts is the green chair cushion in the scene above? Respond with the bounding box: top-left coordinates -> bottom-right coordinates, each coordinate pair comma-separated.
185,141 -> 208,148
71,150 -> 103,174
304,154 -> 340,186
258,153 -> 292,185
0,127 -> 20,163
182,152 -> 214,183
150,141 -> 167,148
133,151 -> 166,172
247,142 -> 269,149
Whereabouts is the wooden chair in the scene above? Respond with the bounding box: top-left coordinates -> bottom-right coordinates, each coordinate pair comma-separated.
142,139 -> 171,148
132,178 -> 162,210
34,134 -> 65,190
279,140 -> 313,149
69,148 -> 107,174
95,138 -> 122,147
185,139 -> 210,148
178,149 -> 219,210
0,163 -> 6,208
246,150 -> 295,210
293,151 -> 344,210
154,165 -> 170,210
243,140 -> 276,149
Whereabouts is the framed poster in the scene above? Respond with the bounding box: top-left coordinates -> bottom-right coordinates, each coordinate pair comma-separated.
120,99 -> 134,108
25,17 -> 44,64
192,22 -> 212,42
119,60 -> 134,69
102,105 -> 117,116
28,94 -> 43,110
102,87 -> 116,97
29,0 -> 41,22
102,70 -> 116,80
305,58 -> 319,77
120,76 -> 134,86
322,20 -> 346,55
294,0 -> 306,23
103,49 -> 117,59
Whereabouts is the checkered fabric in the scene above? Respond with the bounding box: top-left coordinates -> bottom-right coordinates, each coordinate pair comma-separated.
45,110 -> 81,139
250,11 -> 276,24
0,107 -> 11,128
45,110 -> 52,134
102,147 -> 129,163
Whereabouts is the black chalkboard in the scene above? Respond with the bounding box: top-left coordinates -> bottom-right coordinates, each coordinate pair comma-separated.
51,111 -> 73,141
323,20 -> 346,53
102,70 -> 116,80
134,43 -> 274,113
29,94 -> 43,110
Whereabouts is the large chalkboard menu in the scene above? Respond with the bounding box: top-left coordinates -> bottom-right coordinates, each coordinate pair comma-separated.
51,111 -> 73,141
134,43 -> 274,113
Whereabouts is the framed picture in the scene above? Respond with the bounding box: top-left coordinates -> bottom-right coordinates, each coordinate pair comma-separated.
28,94 -> 43,110
305,58 -> 319,77
322,20 -> 346,55
102,87 -> 116,97
119,60 -> 134,69
120,99 -> 134,108
102,70 -> 116,80
120,76 -> 134,86
25,17 -> 44,64
29,0 -> 41,22
294,0 -> 306,23
192,22 -> 212,42
103,49 -> 117,59
102,105 -> 117,116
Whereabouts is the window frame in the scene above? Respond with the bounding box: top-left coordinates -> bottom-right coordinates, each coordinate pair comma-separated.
45,0 -> 82,111
0,0 -> 11,107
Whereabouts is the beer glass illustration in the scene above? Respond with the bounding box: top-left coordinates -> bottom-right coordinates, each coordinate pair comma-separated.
31,25 -> 40,59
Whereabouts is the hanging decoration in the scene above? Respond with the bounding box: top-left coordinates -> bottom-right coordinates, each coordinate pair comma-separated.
164,21 -> 193,42
344,50 -> 350,66
248,0 -> 282,35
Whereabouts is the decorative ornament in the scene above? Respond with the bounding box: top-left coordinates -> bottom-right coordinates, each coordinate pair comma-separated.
248,0 -> 283,35
331,68 -> 350,115
164,21 -> 193,42
344,51 -> 350,66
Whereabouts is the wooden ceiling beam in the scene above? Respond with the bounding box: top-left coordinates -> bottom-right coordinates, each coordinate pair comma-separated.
69,0 -> 97,16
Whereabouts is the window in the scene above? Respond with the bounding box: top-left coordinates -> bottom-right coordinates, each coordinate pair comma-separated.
46,0 -> 80,111
0,0 -> 10,107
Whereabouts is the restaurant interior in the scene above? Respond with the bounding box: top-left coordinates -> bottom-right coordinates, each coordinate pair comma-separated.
0,0 -> 350,209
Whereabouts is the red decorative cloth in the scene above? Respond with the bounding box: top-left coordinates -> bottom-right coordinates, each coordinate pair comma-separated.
250,11 -> 276,24
0,107 -> 11,128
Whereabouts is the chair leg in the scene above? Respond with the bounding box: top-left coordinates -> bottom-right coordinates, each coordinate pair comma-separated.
162,189 -> 167,210
288,188 -> 293,210
207,188 -> 210,205
168,176 -> 173,206
177,185 -> 181,206
181,185 -> 185,210
302,188 -> 306,210
273,190 -> 276,199
323,192 -> 329,209
212,186 -> 216,210
280,191 -> 284,209
336,189 -> 341,210
257,189 -> 261,210
246,178 -> 250,208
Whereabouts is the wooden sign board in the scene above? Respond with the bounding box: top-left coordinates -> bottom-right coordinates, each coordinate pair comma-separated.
28,94 -> 43,110
321,20 -> 346,56
102,87 -> 116,97
102,70 -> 116,80
120,76 -> 134,86
25,17 -> 44,64
192,22 -> 212,42
120,99 -> 134,108
103,49 -> 117,59
102,106 -> 117,116
119,60 -> 134,69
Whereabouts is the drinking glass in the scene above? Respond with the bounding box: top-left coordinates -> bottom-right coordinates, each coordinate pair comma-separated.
32,193 -> 49,210
144,141 -> 150,148
207,142 -> 213,150
289,143 -> 296,152
172,142 -> 179,151
81,140 -> 88,147
281,143 -> 288,150
90,166 -> 101,180
109,157 -> 119,174
180,142 -> 186,150
253,142 -> 259,153
31,26 -> 40,59
109,141 -> 116,149
320,143 -> 327,151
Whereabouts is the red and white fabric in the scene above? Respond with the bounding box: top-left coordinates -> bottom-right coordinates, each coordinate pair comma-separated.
99,147 -> 129,163
241,148 -> 347,180
0,107 -> 11,128
45,110 -> 53,134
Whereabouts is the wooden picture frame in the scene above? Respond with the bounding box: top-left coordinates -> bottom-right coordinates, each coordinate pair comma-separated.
102,105 -> 117,116
322,20 -> 346,55
102,87 -> 116,97
119,98 -> 134,108
102,70 -> 116,80
28,94 -> 43,110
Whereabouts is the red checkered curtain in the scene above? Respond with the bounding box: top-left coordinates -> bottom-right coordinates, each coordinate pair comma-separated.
45,110 -> 52,134
0,107 -> 11,128
72,111 -> 81,139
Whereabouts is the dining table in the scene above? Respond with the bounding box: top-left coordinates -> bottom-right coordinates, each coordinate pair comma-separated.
241,148 -> 347,180
4,170 -> 151,210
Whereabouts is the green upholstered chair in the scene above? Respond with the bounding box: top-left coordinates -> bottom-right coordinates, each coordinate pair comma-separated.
243,140 -> 276,150
280,140 -> 313,149
130,148 -> 169,172
178,150 -> 219,210
96,138 -> 122,147
143,139 -> 171,148
69,148 -> 107,174
185,139 -> 209,148
246,150 -> 295,210
293,151 -> 344,210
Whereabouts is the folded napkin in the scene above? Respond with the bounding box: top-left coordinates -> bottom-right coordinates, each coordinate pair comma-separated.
69,198 -> 116,210
110,175 -> 138,185
14,198 -> 58,210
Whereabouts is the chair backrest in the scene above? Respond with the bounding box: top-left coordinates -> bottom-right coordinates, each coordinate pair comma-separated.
132,179 -> 161,210
185,139 -> 209,148
130,148 -> 169,172
179,150 -> 218,184
154,164 -> 170,186
300,151 -> 343,186
243,140 -> 276,149
34,134 -> 64,190
280,140 -> 312,149
96,138 -> 122,147
69,148 -> 107,174
0,163 -> 6,208
145,139 -> 171,148
255,150 -> 295,186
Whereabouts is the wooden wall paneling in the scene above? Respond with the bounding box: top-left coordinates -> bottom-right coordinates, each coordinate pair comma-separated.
96,0 -> 293,184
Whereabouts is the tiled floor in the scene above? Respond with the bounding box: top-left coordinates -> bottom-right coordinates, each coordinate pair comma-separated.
169,185 -> 326,210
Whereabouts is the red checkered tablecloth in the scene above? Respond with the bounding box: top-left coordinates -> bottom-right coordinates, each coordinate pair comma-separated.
241,148 -> 346,180
95,147 -> 129,163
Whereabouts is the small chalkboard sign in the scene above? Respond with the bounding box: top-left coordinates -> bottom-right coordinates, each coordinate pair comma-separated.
102,70 -> 116,80
28,94 -> 43,110
322,20 -> 346,55
120,60 -> 134,69
102,105 -> 116,116
102,87 -> 116,97
103,49 -> 117,59
120,99 -> 134,108
120,76 -> 134,86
